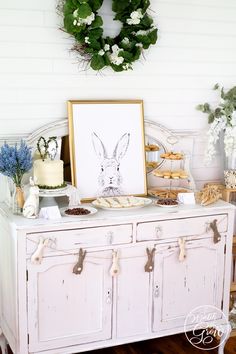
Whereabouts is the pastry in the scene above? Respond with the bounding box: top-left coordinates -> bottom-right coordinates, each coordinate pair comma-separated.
148,188 -> 189,199
197,186 -> 222,206
146,161 -> 159,169
160,151 -> 184,160
153,169 -> 188,179
145,144 -> 160,152
94,196 -> 146,208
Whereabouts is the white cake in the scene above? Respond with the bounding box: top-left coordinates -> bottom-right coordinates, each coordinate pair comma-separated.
34,159 -> 64,188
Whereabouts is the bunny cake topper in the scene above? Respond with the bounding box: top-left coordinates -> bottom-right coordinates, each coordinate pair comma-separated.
37,136 -> 58,161
92,132 -> 130,197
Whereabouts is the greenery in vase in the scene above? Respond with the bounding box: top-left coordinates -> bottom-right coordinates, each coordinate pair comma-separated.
197,84 -> 236,164
0,141 -> 33,186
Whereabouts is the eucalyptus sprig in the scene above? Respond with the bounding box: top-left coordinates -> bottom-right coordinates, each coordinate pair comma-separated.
197,84 -> 236,126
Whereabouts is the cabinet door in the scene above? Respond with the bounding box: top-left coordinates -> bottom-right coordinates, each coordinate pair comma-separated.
116,247 -> 152,338
153,237 -> 225,332
27,250 -> 112,352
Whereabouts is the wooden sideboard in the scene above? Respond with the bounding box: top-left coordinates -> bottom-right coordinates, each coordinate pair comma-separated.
0,200 -> 235,354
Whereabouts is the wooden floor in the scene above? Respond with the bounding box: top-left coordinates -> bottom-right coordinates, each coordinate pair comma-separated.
88,334 -> 236,354
5,334 -> 236,353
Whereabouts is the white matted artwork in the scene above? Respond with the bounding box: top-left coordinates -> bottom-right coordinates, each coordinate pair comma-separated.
68,100 -> 147,201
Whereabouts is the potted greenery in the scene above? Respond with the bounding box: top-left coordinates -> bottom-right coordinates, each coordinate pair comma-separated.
197,84 -> 236,187
0,141 -> 33,214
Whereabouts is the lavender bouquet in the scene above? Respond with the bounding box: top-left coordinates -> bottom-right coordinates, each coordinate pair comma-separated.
0,141 -> 32,186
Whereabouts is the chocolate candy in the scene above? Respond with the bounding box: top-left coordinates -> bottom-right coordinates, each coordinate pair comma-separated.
65,208 -> 91,215
156,199 -> 178,206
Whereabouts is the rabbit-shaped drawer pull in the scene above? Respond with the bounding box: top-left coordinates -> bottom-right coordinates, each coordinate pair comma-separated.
178,237 -> 186,262
145,248 -> 156,272
73,249 -> 87,275
209,219 -> 221,244
31,237 -> 50,265
110,250 -> 119,277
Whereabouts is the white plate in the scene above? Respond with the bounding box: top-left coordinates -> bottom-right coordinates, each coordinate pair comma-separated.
60,205 -> 98,217
155,202 -> 179,208
92,197 -> 152,210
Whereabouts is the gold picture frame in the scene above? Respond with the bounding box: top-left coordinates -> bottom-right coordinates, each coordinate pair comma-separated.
68,100 -> 147,202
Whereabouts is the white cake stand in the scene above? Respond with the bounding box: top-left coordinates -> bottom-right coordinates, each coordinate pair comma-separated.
39,185 -> 71,208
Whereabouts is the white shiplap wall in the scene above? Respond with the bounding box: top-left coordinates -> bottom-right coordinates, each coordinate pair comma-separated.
0,0 -> 236,186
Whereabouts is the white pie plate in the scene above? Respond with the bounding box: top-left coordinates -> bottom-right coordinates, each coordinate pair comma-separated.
92,197 -> 152,211
155,202 -> 179,208
60,205 -> 98,217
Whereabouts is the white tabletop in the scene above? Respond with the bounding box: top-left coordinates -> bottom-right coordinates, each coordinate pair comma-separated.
0,199 -> 235,232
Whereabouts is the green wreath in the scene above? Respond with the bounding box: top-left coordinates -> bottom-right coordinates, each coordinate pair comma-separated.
61,0 -> 158,72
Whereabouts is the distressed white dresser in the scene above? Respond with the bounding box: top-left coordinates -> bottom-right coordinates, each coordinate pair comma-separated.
0,200 -> 234,354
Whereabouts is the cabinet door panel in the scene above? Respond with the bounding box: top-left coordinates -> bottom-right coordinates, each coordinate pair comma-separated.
153,237 -> 225,332
116,247 -> 152,338
27,251 -> 112,352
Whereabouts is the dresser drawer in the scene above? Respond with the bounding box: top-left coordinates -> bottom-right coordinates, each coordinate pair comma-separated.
27,224 -> 133,255
137,214 -> 228,242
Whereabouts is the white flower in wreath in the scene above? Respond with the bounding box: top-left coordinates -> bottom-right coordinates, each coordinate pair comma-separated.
127,8 -> 143,25
136,29 -> 149,36
98,49 -> 105,56
73,11 -> 95,26
73,9 -> 79,17
108,45 -> 124,66
85,36 -> 90,44
123,63 -> 132,70
135,43 -> 143,48
104,44 -> 110,51
122,37 -> 130,45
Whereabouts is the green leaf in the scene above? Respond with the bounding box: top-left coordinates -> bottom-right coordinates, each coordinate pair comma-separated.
112,1 -> 129,13
203,103 -> 210,112
90,54 -> 106,70
88,39 -> 101,50
88,27 -> 103,40
133,47 -> 142,60
208,113 -> 215,124
149,28 -> 158,44
90,15 -> 103,28
214,108 -> 222,118
89,0 -> 103,11
196,104 -> 204,111
120,51 -> 133,62
64,14 -> 76,33
110,63 -> 124,72
63,1 -> 75,16
78,3 -> 92,19
141,14 -> 153,27
213,83 -> 219,90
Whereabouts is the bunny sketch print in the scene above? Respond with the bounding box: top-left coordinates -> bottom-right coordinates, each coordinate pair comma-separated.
92,132 -> 130,197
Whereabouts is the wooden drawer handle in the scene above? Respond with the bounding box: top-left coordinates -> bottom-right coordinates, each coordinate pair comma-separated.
110,250 -> 119,277
31,237 -> 49,265
209,219 -> 221,244
178,237 -> 186,262
73,248 -> 87,275
145,248 -> 156,272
